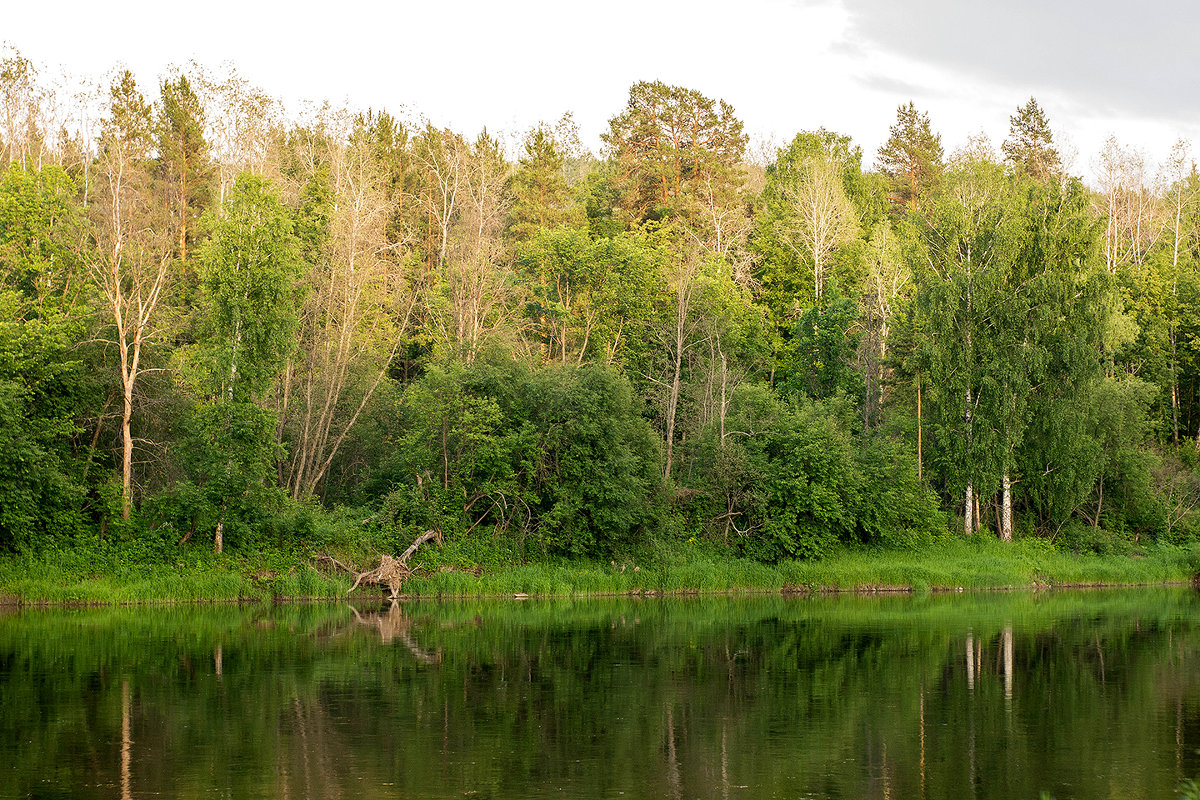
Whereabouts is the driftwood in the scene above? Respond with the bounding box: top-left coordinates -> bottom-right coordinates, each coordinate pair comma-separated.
341,529 -> 441,600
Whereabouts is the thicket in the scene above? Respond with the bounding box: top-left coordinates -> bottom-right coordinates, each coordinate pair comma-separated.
1,51 -> 1199,579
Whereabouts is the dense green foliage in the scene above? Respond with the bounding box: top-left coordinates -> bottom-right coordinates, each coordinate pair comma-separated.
2,49 -> 1200,585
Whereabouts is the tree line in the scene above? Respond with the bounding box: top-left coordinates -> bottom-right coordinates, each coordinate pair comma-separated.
2,47 -> 1199,560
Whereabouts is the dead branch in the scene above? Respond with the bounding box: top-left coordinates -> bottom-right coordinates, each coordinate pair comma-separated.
313,553 -> 354,574
341,529 -> 442,601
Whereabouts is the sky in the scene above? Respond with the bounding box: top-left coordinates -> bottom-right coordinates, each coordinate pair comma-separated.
5,0 -> 1199,181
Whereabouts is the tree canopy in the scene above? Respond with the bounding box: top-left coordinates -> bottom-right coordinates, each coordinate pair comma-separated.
0,52 -> 1197,566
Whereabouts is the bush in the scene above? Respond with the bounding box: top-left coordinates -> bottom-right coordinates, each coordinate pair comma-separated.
1055,519 -> 1138,556
855,433 -> 944,548
369,359 -> 665,560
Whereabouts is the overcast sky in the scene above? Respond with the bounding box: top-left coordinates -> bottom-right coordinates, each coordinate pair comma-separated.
6,0 -> 1199,180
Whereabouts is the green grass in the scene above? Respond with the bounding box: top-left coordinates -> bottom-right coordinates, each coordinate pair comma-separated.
0,545 -> 353,605
0,535 -> 1195,605
401,537 -> 1198,599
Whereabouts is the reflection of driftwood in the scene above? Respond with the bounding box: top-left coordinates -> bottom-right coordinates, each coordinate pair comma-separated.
343,529 -> 440,600
350,603 -> 441,663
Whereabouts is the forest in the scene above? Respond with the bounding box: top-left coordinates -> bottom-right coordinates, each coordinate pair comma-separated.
2,46 -> 1199,571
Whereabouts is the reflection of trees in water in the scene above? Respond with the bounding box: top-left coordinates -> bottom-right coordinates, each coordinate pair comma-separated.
5,596 -> 1200,799
277,694 -> 345,800
121,680 -> 132,800
267,603 -> 442,798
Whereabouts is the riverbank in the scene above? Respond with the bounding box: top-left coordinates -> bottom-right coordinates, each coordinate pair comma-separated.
1,537 -> 1196,606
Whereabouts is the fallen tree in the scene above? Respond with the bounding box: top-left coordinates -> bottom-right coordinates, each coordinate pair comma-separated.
317,529 -> 441,600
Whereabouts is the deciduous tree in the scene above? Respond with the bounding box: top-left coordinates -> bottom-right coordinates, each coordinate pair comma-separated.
282,115 -> 419,500
187,173 -> 302,551
87,70 -> 172,519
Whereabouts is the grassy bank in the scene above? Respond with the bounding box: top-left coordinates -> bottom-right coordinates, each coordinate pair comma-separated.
1,536 -> 1197,605
404,537 -> 1199,597
0,546 -> 353,605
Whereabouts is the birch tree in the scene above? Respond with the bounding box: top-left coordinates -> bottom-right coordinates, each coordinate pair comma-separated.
86,70 -> 172,519
916,155 -> 1015,536
192,174 -> 302,551
195,65 -> 279,204
281,116 -> 418,499
0,47 -> 42,167
1156,139 -> 1197,443
860,221 -> 907,427
1094,136 -> 1160,273
442,131 -> 513,361
774,148 -> 857,302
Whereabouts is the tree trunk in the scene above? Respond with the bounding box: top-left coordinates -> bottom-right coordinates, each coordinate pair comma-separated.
121,681 -> 132,800
966,632 -> 975,690
1171,328 -> 1180,445
120,383 -> 134,520
1001,471 -> 1013,541
964,483 -> 974,536
663,275 -> 689,482
1002,625 -> 1013,703
214,502 -> 225,554
718,347 -> 728,444
664,345 -> 682,481
916,371 -> 922,481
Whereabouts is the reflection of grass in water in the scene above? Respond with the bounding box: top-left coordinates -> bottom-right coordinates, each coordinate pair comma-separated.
3,587 -> 1195,659
400,587 -> 1200,646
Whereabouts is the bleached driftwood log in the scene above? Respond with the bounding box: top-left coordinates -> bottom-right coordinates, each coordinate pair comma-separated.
334,529 -> 440,601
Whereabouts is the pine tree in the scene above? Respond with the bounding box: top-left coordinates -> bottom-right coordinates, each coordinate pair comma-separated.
1001,97 -> 1061,181
876,102 -> 943,214
158,75 -> 213,261
603,81 -> 746,227
508,125 -> 582,241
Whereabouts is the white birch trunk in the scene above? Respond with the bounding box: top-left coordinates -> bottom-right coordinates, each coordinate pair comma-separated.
1001,471 -> 1013,541
964,482 -> 974,536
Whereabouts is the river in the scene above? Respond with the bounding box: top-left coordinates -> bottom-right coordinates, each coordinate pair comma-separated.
2,589 -> 1198,799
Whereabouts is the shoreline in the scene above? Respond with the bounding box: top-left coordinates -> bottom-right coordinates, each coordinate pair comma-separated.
1,576 -> 1194,610
2,536 -> 1196,608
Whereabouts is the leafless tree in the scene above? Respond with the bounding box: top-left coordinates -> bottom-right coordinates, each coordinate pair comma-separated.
86,71 -> 173,518
1094,136 -> 1161,273
774,153 -> 857,301
282,113 -> 417,499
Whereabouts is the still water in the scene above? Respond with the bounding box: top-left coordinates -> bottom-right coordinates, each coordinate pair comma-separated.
2,590 -> 1199,799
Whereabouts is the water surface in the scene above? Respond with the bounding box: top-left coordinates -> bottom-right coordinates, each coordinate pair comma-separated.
3,590 -> 1199,799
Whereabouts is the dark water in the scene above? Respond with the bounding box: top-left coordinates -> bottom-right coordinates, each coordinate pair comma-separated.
3,590 -> 1200,799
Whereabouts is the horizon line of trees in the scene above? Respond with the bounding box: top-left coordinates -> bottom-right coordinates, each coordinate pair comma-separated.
2,46 -> 1199,561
